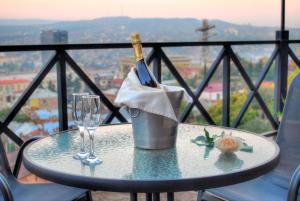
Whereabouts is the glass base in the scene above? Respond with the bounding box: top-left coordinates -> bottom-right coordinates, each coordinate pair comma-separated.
82,157 -> 102,166
73,152 -> 89,160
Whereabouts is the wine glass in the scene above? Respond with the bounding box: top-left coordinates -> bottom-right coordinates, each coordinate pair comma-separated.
72,93 -> 89,160
82,95 -> 102,165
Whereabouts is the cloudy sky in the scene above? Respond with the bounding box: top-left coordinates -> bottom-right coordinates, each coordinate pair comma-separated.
1,0 -> 299,27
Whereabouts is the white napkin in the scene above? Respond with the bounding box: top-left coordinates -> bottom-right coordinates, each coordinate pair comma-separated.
114,68 -> 191,122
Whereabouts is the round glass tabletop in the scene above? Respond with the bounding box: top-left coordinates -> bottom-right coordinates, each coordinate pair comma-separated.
23,124 -> 279,192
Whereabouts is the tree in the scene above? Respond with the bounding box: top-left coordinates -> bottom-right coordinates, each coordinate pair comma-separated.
208,91 -> 259,126
186,75 -> 198,88
0,108 -> 32,123
179,100 -> 208,125
163,71 -> 173,81
239,117 -> 272,133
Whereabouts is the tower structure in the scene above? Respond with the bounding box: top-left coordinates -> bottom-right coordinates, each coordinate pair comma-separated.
40,30 -> 68,64
196,19 -> 216,76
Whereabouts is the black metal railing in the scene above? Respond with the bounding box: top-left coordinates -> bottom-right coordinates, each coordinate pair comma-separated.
0,34 -> 300,146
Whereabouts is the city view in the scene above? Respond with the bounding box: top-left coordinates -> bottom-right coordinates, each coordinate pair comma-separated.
0,0 -> 300,200
1,18 -> 300,138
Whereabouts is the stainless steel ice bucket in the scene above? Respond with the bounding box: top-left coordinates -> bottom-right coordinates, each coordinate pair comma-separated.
129,91 -> 183,150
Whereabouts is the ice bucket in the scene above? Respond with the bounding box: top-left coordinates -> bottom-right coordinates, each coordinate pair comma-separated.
129,91 -> 183,149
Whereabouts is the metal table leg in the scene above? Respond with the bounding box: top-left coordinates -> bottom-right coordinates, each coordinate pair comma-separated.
146,193 -> 152,201
167,192 -> 174,201
153,193 -> 160,201
130,193 -> 138,201
197,190 -> 205,201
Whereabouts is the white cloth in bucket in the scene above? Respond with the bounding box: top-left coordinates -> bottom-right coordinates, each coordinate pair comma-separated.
114,68 -> 192,122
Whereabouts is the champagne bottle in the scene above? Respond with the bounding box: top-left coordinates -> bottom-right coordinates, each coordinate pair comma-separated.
131,33 -> 158,88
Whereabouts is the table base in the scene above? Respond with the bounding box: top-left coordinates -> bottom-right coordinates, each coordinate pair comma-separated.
130,192 -> 176,201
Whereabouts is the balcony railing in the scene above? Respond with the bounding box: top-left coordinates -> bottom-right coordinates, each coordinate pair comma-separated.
0,33 -> 300,147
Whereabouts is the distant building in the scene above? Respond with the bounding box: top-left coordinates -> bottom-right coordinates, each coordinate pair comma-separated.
111,78 -> 124,88
178,67 -> 200,79
94,71 -> 114,90
0,79 -> 30,107
119,56 -> 135,79
40,30 -> 68,44
40,30 -> 68,64
201,83 -> 223,102
170,56 -> 193,68
43,121 -> 59,134
29,108 -> 74,134
103,88 -> 118,102
33,109 -> 58,122
260,81 -> 274,89
43,121 -> 75,134
9,122 -> 43,140
119,56 -> 192,79
29,88 -> 57,110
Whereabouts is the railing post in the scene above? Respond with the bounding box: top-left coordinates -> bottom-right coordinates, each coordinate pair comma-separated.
153,47 -> 162,83
223,46 -> 230,126
56,50 -> 68,131
274,30 -> 289,120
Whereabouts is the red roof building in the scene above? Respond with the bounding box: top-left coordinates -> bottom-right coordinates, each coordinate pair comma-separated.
204,83 -> 223,93
0,79 -> 29,85
178,67 -> 200,79
0,79 -> 30,107
112,78 -> 124,87
201,82 -> 223,103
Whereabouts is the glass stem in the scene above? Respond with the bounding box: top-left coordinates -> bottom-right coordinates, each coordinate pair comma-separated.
88,130 -> 96,159
79,126 -> 85,153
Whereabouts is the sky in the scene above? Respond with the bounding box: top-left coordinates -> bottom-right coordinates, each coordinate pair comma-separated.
1,0 -> 299,27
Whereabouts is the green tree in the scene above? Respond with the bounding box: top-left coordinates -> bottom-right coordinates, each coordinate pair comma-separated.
186,75 -> 198,88
179,100 -> 208,125
239,117 -> 272,133
208,91 -> 259,126
163,71 -> 173,81
0,108 -> 32,123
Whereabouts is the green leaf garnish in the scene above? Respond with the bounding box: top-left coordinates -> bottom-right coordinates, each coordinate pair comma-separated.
191,129 -> 253,155
240,142 -> 253,152
204,128 -> 214,146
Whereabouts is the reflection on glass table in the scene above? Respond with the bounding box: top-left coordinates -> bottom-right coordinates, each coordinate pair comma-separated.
214,153 -> 244,173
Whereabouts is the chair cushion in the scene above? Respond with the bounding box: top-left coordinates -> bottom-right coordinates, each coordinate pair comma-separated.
207,176 -> 300,201
0,182 -> 87,201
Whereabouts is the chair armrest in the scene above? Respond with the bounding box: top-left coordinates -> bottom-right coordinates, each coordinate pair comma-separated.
0,173 -> 14,201
261,130 -> 277,138
13,136 -> 41,177
287,165 -> 300,201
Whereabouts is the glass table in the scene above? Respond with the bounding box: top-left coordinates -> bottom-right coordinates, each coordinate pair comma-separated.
23,124 -> 279,201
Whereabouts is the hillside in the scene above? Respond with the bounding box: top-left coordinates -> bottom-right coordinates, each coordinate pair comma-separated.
0,17 -> 299,45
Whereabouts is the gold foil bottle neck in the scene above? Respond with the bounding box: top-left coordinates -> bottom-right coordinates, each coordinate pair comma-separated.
131,32 -> 141,44
131,33 -> 144,61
